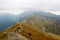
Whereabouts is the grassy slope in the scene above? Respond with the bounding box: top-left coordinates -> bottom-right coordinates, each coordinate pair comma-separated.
20,23 -> 60,40
0,23 -> 60,40
21,15 -> 60,35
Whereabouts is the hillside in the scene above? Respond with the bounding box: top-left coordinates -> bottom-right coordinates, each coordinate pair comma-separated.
0,23 -> 60,40
0,10 -> 60,40
0,10 -> 60,31
20,12 -> 60,35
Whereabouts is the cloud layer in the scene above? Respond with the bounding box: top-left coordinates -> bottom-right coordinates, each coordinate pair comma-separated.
0,0 -> 60,11
0,0 -> 60,15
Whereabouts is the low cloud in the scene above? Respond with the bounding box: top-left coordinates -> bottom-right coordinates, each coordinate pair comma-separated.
0,0 -> 60,15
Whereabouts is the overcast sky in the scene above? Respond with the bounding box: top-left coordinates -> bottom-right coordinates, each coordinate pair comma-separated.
0,0 -> 60,15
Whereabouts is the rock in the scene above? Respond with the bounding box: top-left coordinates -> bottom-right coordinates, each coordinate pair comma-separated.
5,32 -> 29,40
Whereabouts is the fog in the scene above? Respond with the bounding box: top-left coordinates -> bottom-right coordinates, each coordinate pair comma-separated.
0,0 -> 60,15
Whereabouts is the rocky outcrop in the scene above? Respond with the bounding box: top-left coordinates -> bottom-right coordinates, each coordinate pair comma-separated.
4,32 -> 29,40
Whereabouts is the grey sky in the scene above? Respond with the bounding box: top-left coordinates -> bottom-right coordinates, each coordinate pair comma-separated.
0,0 -> 60,15
0,0 -> 60,11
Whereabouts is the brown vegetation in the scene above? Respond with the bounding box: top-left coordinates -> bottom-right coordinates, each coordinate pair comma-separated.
0,23 -> 60,40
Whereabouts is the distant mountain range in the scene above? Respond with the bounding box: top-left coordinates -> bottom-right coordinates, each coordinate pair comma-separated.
0,13 -> 17,31
0,10 -> 60,34
0,11 -> 33,31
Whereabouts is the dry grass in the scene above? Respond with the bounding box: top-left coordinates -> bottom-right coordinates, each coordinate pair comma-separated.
0,23 -> 60,40
19,23 -> 60,40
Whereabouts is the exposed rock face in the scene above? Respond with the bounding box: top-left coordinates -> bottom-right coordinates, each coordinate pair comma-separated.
5,32 -> 29,40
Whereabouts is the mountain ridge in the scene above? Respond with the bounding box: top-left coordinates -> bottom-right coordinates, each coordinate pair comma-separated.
0,10 -> 60,31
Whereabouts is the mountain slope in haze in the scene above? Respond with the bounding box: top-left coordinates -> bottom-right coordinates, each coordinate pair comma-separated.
0,11 -> 35,31
0,10 -> 60,32
0,13 -> 17,31
20,10 -> 60,35
0,12 -> 32,31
